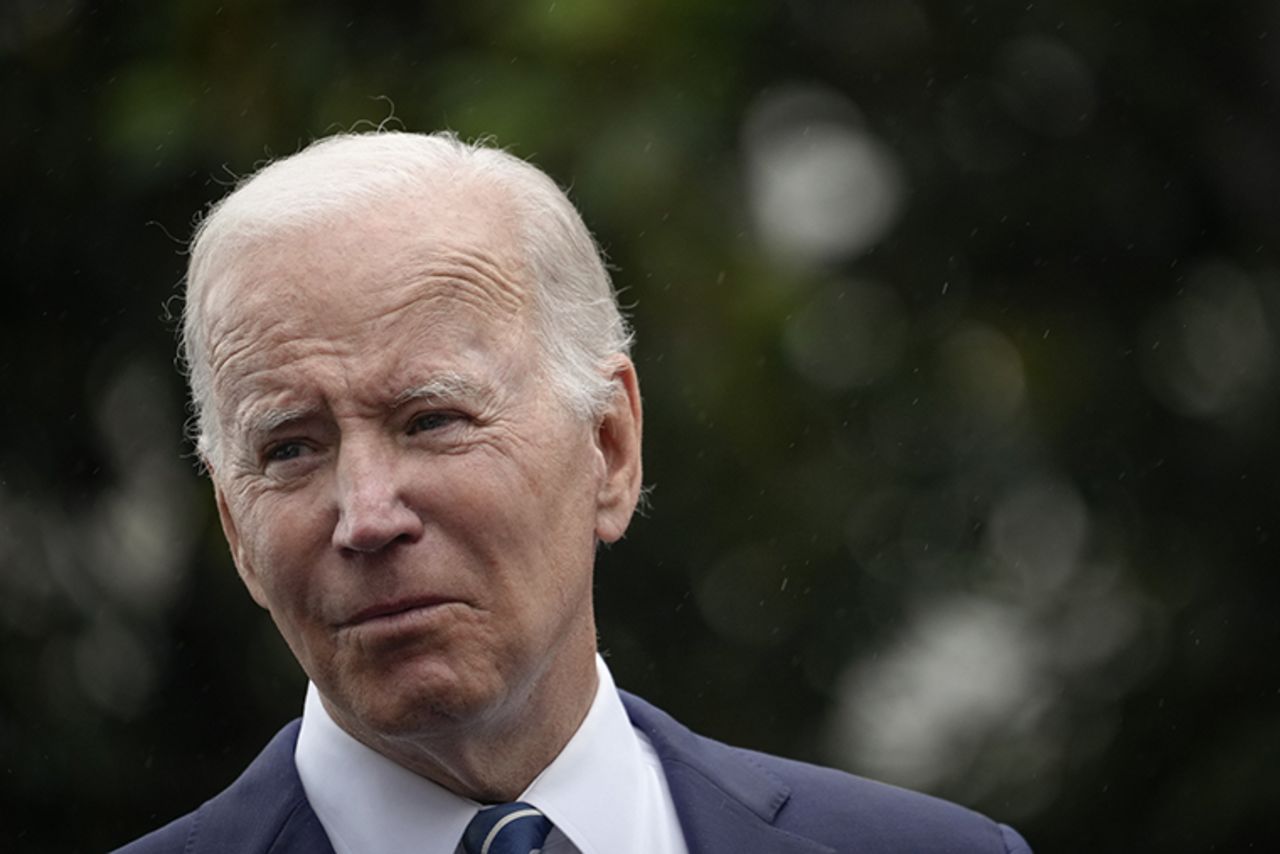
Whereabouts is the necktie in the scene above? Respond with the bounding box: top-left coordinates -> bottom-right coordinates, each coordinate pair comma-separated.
461,801 -> 554,854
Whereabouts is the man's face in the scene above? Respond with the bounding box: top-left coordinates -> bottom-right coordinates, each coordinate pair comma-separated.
203,190 -> 640,749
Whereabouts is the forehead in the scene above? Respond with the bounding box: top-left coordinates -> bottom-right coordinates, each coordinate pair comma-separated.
205,183 -> 526,321
202,190 -> 534,416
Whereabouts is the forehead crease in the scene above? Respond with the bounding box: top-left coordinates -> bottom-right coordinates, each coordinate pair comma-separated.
407,247 -> 526,317
209,313 -> 336,380
206,311 -> 286,380
229,373 -> 321,426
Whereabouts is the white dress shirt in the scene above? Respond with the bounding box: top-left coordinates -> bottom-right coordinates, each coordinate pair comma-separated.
295,655 -> 689,854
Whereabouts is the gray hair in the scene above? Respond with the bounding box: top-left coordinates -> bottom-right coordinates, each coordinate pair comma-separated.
181,131 -> 632,462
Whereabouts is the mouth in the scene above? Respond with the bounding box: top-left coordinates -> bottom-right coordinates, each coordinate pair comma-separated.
341,596 -> 458,628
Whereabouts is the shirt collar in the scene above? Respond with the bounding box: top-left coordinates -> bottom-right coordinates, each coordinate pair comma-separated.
520,657 -> 667,854
296,655 -> 661,854
296,681 -> 473,854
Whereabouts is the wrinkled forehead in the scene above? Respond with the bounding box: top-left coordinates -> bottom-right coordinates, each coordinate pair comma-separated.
200,184 -> 528,328
193,193 -> 542,439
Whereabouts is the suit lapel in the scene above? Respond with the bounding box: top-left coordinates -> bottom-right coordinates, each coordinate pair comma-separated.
621,692 -> 833,854
188,721 -> 336,854
259,799 -> 334,853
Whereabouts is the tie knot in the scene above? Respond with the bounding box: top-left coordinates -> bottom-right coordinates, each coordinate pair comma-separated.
461,801 -> 554,854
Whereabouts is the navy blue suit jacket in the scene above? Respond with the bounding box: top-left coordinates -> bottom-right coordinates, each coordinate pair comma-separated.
114,691 -> 1031,853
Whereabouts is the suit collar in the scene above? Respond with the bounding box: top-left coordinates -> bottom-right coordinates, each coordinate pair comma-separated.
621,691 -> 834,854
188,693 -> 833,854
190,720 -> 334,854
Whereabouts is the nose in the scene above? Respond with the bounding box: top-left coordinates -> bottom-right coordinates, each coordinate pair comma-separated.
331,438 -> 424,554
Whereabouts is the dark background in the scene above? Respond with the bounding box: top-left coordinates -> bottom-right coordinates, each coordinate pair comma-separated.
3,1 -> 1279,850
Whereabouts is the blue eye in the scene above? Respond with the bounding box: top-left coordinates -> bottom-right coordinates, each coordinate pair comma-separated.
265,441 -> 305,462
408,412 -> 459,434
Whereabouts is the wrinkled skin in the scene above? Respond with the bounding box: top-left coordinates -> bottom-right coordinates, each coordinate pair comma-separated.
203,186 -> 643,799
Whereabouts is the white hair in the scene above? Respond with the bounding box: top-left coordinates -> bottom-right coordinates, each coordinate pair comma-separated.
181,131 -> 632,462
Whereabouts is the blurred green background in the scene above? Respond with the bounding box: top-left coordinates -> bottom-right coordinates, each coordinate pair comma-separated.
3,1 -> 1279,850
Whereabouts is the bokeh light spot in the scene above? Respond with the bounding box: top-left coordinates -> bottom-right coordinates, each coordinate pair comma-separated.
744,85 -> 906,265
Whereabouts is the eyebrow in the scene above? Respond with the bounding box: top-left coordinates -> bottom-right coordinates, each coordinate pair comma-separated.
241,406 -> 322,445
235,372 -> 492,445
391,372 -> 490,407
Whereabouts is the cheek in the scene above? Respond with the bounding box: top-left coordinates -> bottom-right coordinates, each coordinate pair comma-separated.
235,491 -> 328,597
426,455 -> 583,579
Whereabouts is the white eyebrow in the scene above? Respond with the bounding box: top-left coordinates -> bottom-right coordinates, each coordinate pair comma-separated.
233,372 -> 490,445
243,406 -> 319,441
391,372 -> 489,407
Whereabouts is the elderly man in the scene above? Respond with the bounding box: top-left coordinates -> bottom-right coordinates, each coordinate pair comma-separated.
116,131 -> 1031,854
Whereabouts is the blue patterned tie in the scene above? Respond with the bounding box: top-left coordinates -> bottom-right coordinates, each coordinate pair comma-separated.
461,802 -> 554,854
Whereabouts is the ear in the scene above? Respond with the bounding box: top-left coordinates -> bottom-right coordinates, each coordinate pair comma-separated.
594,356 -> 644,543
209,469 -> 271,611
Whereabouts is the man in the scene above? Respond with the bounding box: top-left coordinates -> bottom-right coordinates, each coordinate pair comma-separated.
116,131 -> 1031,854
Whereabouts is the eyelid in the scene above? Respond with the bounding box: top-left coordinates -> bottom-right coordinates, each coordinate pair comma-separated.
258,427 -> 331,466
265,438 -> 301,455
262,438 -> 310,464
407,409 -> 466,434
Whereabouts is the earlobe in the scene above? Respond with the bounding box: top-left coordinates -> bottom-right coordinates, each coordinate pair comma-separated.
594,357 -> 644,544
212,479 -> 271,610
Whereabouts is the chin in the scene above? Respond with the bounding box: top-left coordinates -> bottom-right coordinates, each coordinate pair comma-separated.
334,663 -> 509,740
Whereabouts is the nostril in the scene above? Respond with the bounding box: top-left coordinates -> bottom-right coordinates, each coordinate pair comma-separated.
333,502 -> 425,554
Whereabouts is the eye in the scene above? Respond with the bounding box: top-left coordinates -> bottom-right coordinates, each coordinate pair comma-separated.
407,411 -> 461,435
264,441 -> 308,463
